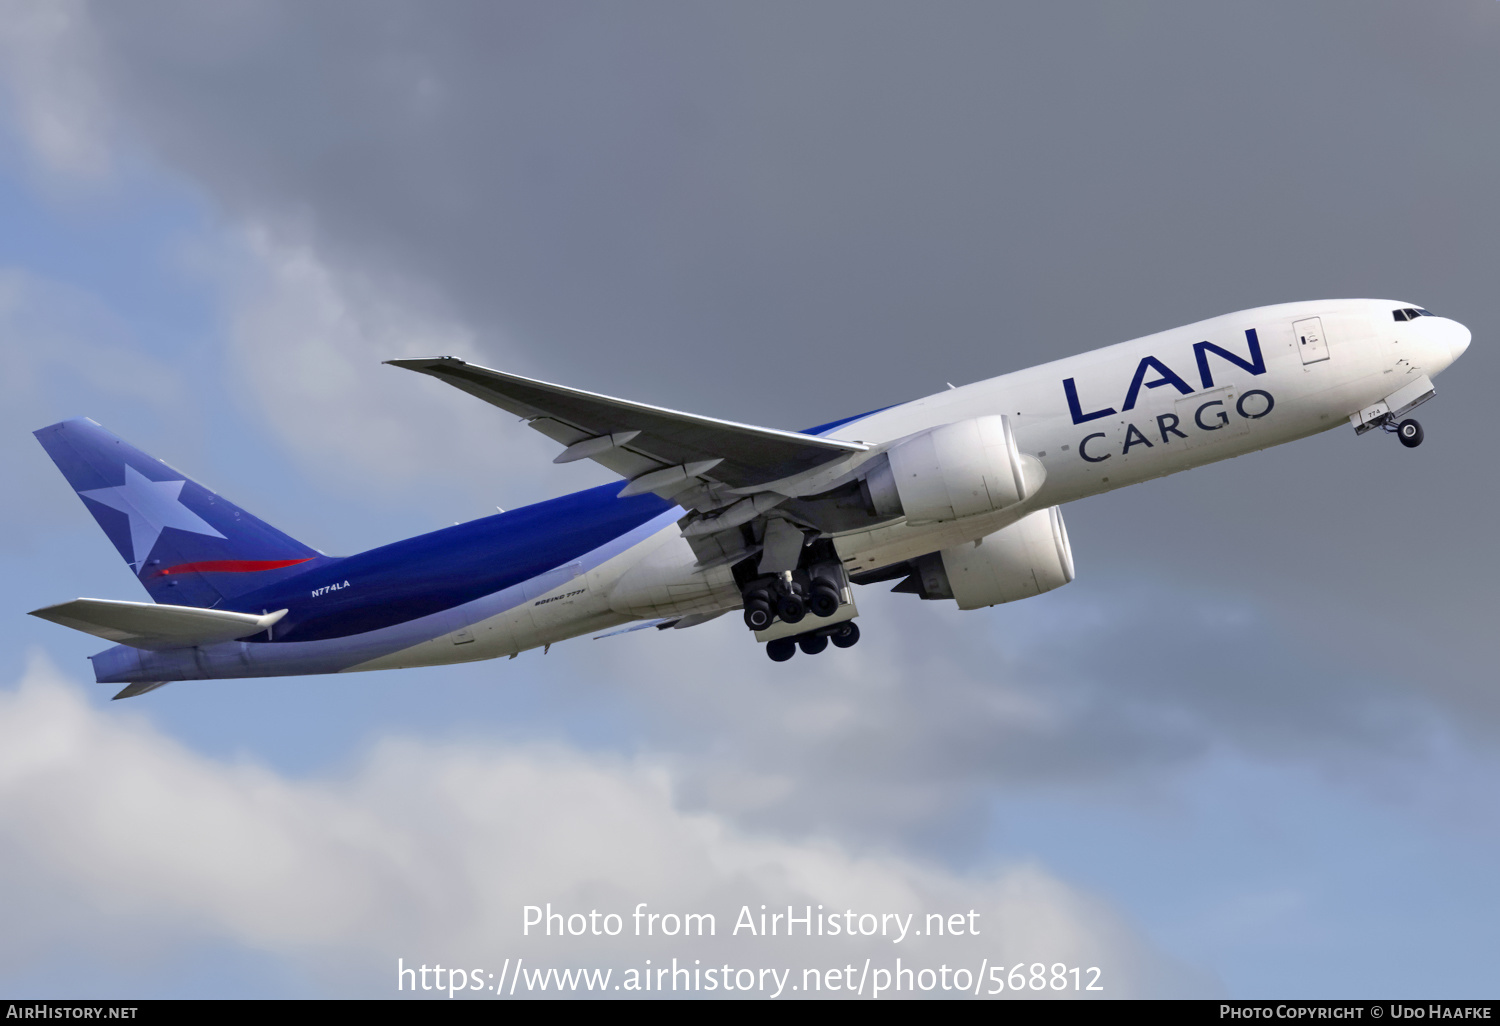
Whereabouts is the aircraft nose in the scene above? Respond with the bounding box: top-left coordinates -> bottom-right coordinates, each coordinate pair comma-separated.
1442,318 -> 1473,363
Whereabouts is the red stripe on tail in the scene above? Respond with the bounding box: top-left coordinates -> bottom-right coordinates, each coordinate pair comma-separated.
153,558 -> 314,577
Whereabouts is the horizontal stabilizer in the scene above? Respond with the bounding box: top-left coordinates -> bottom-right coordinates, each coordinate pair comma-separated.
30,598 -> 287,650
112,681 -> 171,700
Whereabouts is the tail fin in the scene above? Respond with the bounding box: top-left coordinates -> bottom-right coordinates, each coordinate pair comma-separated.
34,418 -> 328,608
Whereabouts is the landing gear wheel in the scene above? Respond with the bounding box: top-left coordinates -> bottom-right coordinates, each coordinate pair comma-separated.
776,593 -> 807,624
766,637 -> 796,662
797,633 -> 829,655
830,622 -> 861,649
808,586 -> 841,619
743,593 -> 773,630
1397,419 -> 1424,448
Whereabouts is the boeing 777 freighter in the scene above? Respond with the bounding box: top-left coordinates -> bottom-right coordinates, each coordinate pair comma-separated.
30,299 -> 1470,697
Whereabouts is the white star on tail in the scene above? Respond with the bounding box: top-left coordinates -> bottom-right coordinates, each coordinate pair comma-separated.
79,465 -> 226,568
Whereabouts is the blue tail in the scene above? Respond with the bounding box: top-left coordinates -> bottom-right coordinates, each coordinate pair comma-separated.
34,418 -> 330,608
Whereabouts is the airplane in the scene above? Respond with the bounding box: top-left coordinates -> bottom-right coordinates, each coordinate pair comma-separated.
29,299 -> 1471,699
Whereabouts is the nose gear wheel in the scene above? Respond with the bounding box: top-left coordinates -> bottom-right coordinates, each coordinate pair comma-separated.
1395,418 -> 1424,448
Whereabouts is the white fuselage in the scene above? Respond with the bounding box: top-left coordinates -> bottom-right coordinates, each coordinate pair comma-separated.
350,298 -> 1470,671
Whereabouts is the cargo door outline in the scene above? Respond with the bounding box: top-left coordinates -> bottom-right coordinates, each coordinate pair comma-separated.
1293,316 -> 1330,366
1175,387 -> 1248,450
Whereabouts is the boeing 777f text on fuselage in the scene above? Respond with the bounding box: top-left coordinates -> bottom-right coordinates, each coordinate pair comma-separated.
30,299 -> 1471,697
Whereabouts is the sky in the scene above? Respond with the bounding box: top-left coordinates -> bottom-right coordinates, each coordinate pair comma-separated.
1,0 -> 1498,1000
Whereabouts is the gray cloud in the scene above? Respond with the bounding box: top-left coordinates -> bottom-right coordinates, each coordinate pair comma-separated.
544,576 -> 1450,857
0,268 -> 189,537
0,656 -> 1205,997
46,3 -> 1493,397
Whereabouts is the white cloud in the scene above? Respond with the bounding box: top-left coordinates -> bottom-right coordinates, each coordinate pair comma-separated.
0,654 -> 1205,997
0,269 -> 184,408
214,224 -> 590,511
0,0 -> 111,181
0,268 -> 189,536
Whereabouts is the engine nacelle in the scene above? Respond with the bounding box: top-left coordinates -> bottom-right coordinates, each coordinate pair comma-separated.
902,506 -> 1075,609
865,415 -> 1044,524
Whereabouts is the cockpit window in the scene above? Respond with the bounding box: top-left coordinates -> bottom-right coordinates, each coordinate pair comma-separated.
1393,309 -> 1409,321
1416,308 -> 1432,316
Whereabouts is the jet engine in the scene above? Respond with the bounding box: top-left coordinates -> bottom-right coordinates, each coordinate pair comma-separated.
862,415 -> 1044,524
878,506 -> 1075,609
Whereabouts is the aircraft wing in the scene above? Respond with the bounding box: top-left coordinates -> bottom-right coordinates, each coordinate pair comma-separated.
387,357 -> 869,499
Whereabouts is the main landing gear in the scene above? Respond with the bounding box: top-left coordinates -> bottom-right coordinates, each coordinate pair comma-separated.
742,571 -> 842,631
765,621 -> 860,662
734,541 -> 860,663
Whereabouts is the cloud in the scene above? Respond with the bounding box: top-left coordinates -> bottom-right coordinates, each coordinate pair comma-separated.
545,577 -> 1449,854
0,0 -> 111,181
214,224 -> 575,509
0,267 -> 188,536
0,654 -> 1205,997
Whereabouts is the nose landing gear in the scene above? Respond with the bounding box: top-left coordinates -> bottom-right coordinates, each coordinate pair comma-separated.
1350,379 -> 1435,448
1362,410 -> 1426,448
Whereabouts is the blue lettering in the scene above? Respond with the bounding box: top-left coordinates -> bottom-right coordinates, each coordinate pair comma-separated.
1079,432 -> 1111,462
1236,389 -> 1274,419
1121,423 -> 1153,453
1194,329 -> 1266,389
1194,400 -> 1229,431
1156,413 -> 1186,442
1063,378 -> 1117,425
1120,356 -> 1194,412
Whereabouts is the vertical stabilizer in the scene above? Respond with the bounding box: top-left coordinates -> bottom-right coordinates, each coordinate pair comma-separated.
34,418 -> 329,607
